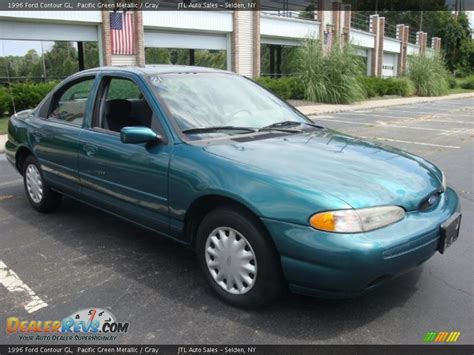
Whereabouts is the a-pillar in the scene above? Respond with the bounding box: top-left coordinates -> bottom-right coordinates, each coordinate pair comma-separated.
231,10 -> 260,77
370,14 -> 385,77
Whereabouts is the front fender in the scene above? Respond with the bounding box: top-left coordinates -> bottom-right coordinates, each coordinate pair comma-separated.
168,144 -> 350,226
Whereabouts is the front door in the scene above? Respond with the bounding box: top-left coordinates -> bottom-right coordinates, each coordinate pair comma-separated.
78,74 -> 172,233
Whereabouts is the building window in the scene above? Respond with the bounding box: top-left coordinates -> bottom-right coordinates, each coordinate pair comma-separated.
260,44 -> 299,77
0,40 -> 99,84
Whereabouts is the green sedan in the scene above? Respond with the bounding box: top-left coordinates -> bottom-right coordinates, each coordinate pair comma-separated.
5,66 -> 461,307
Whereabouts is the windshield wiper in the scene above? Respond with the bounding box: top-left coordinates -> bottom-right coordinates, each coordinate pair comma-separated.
182,126 -> 257,135
259,121 -> 324,132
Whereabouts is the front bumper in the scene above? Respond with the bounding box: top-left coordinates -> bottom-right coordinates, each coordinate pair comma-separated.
262,187 -> 460,298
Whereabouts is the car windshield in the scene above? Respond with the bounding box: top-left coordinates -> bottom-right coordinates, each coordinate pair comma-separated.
148,72 -> 310,138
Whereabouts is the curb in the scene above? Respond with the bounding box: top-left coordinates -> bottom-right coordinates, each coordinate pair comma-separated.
297,92 -> 474,116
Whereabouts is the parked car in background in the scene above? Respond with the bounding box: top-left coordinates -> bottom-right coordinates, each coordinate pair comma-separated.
5,66 -> 461,307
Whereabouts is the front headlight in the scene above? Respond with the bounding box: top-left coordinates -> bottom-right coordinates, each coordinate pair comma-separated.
309,206 -> 405,233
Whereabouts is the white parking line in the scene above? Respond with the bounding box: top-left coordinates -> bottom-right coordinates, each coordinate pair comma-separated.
0,261 -> 48,313
352,112 -> 474,125
379,109 -> 440,115
314,117 -> 460,133
0,179 -> 22,187
361,137 -> 461,149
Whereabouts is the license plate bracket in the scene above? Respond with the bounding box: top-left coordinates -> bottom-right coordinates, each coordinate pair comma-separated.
438,212 -> 462,254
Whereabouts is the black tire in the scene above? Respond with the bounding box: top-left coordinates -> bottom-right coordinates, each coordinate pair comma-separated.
196,207 -> 284,308
23,155 -> 62,213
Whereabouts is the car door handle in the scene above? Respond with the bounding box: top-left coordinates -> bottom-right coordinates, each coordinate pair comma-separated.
83,144 -> 98,157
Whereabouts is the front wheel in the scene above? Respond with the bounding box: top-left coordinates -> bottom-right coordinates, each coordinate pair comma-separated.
23,155 -> 62,213
196,208 -> 284,308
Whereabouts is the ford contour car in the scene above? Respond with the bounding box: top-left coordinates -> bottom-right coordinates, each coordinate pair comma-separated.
5,66 -> 461,307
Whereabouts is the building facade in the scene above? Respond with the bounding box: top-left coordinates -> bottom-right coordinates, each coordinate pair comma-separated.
0,6 -> 440,81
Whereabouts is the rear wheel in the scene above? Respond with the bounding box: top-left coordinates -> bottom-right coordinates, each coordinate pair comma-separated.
23,155 -> 62,213
196,207 -> 284,308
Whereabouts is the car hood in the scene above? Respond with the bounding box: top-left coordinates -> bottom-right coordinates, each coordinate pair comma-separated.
202,129 -> 442,211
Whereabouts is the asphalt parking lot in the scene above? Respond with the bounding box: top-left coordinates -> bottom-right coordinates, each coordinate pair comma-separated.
0,97 -> 472,345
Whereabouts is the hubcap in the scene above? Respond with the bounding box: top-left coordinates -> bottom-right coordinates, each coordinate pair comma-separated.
205,227 -> 257,295
25,164 -> 43,204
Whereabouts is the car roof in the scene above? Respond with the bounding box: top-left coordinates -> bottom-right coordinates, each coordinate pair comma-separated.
80,65 -> 232,76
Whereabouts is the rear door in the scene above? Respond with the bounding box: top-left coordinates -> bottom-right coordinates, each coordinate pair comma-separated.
77,73 -> 172,233
32,75 -> 96,195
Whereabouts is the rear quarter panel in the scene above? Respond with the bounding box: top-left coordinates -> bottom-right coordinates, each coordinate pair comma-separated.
5,111 -> 35,171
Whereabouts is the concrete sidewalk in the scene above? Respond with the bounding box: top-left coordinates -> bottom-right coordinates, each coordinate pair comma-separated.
0,92 -> 473,154
295,92 -> 474,116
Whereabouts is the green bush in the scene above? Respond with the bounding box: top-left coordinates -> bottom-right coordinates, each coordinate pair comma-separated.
460,75 -> 474,90
0,81 -> 58,115
254,76 -> 304,100
358,76 -> 385,97
447,76 -> 458,89
357,76 -> 415,97
297,39 -> 365,104
0,87 -> 10,116
408,53 -> 450,96
385,77 -> 416,97
287,76 -> 305,99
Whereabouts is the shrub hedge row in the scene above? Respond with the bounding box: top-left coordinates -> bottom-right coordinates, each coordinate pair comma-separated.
0,81 -> 58,116
254,76 -> 305,100
460,75 -> 474,90
358,76 -> 416,98
256,75 -> 417,101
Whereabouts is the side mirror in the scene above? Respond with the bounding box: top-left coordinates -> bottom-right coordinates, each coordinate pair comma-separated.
120,127 -> 162,144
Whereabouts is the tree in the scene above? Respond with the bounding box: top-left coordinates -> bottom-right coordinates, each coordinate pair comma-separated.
145,48 -> 171,64
381,10 -> 472,74
83,42 -> 100,69
42,42 -> 78,79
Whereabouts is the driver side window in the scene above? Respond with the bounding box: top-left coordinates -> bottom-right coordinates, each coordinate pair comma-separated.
96,77 -> 153,133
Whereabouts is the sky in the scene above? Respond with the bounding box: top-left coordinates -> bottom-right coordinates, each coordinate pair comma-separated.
1,41 -> 56,58
468,11 -> 474,29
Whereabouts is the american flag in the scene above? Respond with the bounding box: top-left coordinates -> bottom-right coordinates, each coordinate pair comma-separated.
110,12 -> 135,55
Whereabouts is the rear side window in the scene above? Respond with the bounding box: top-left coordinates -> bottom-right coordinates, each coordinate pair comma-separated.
48,77 -> 95,126
106,79 -> 142,100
